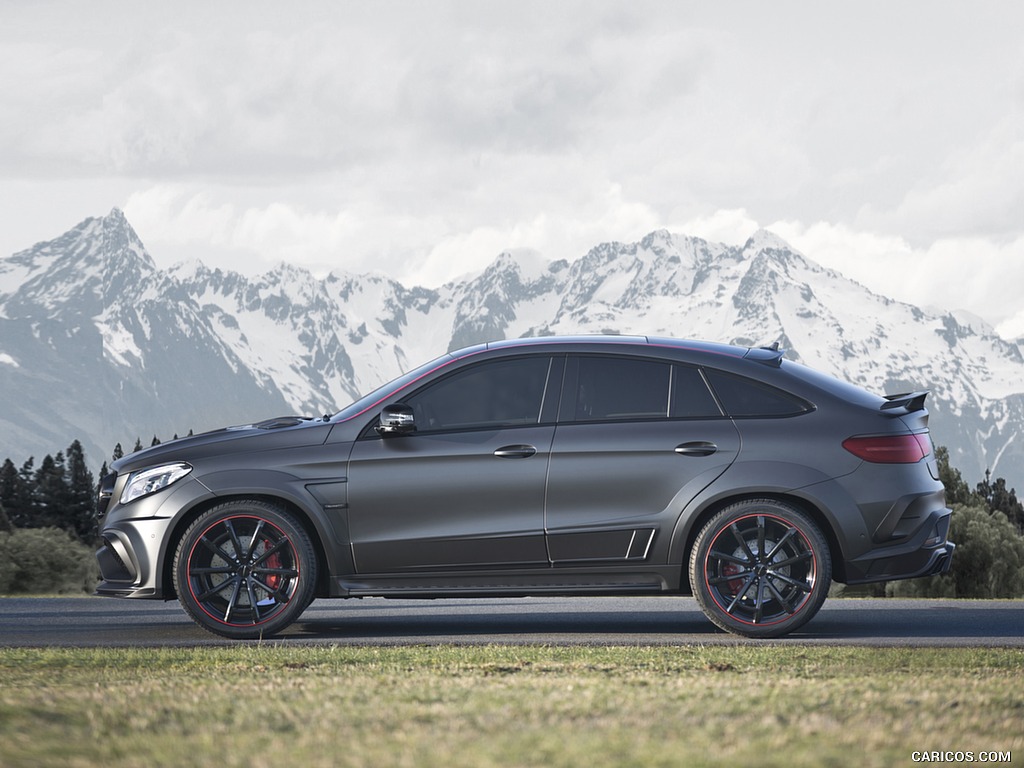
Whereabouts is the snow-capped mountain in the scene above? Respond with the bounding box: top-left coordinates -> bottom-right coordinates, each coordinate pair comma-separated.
1,209 -> 1022,485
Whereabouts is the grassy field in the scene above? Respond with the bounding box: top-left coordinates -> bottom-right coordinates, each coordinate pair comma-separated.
0,645 -> 1020,768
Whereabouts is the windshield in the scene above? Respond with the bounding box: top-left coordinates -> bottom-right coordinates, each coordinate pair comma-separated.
331,353 -> 454,422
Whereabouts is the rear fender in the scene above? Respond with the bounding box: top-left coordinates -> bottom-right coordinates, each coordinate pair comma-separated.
668,461 -> 869,576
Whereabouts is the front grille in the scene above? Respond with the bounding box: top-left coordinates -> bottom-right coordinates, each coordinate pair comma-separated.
96,471 -> 116,517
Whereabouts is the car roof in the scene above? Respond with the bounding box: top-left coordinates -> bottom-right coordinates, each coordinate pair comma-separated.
460,335 -> 784,367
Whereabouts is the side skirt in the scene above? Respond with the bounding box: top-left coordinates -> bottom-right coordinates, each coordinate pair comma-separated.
333,567 -> 677,598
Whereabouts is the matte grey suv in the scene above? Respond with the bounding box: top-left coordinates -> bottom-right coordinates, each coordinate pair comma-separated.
95,336 -> 954,639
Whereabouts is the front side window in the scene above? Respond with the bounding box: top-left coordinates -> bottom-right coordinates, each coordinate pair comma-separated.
403,356 -> 551,432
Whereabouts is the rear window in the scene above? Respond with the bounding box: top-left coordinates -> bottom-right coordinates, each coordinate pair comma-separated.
703,369 -> 811,417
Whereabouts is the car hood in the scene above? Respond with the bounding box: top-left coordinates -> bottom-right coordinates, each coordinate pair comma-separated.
109,416 -> 335,475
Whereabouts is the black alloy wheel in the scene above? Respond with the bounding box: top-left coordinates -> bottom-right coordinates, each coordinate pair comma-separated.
173,500 -> 317,639
690,499 -> 831,638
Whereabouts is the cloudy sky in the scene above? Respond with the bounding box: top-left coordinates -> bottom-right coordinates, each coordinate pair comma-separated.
3,1 -> 1023,336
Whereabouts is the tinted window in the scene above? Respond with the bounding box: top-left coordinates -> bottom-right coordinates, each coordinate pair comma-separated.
671,365 -> 722,418
404,357 -> 551,432
703,369 -> 810,417
574,357 -> 671,421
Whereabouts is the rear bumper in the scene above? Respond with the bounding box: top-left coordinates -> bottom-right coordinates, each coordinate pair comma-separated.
844,506 -> 955,584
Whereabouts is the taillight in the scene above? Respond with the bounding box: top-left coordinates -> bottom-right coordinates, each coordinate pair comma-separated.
842,434 -> 929,463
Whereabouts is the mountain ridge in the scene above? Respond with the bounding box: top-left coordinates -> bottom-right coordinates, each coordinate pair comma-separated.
1,209 -> 1022,485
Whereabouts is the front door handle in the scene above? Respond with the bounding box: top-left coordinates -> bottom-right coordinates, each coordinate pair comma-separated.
675,441 -> 718,457
493,444 -> 537,459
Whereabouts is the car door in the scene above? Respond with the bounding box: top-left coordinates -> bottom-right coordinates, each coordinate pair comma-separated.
346,355 -> 561,573
544,355 -> 740,564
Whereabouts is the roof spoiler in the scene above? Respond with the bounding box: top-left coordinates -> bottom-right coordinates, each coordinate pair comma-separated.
744,342 -> 785,368
880,391 -> 929,414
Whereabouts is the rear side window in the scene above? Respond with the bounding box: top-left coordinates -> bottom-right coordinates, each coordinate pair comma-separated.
575,357 -> 670,421
671,365 -> 722,418
703,369 -> 811,417
568,357 -> 722,422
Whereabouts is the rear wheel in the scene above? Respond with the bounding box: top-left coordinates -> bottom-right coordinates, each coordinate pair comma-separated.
173,500 -> 317,639
689,499 -> 831,638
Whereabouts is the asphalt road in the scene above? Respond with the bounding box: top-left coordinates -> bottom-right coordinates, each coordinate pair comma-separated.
0,595 -> 1021,647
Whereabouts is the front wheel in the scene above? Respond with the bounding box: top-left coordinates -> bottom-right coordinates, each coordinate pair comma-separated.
689,500 -> 831,638
173,500 -> 317,639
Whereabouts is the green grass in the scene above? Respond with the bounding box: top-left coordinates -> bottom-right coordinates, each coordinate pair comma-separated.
0,645 -> 1021,768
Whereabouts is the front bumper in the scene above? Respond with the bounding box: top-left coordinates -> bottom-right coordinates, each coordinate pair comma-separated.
94,515 -> 176,599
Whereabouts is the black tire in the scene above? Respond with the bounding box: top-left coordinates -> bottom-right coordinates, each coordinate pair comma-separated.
689,499 -> 831,638
173,499 -> 317,640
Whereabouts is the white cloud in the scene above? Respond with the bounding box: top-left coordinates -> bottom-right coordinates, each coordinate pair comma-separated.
673,209 -> 762,248
767,219 -> 1024,334
3,1 -> 1024,340
996,309 -> 1024,341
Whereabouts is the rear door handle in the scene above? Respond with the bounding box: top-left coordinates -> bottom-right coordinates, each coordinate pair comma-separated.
494,444 -> 537,459
675,441 -> 718,457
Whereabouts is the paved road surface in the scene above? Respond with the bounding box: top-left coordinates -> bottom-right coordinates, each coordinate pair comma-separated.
0,596 -> 1021,647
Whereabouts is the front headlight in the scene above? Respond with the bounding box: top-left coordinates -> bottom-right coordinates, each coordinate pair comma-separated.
119,463 -> 193,504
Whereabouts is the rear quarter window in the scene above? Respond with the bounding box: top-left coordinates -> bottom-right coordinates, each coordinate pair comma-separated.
703,368 -> 811,417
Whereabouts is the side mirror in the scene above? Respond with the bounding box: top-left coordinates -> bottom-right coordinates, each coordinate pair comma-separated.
375,403 -> 416,436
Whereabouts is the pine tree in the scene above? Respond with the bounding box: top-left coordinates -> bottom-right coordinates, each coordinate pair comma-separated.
0,458 -> 31,529
0,498 -> 11,533
977,470 -> 1024,534
8,458 -> 36,529
935,446 -> 977,506
64,440 -> 96,544
31,454 -> 69,528
132,438 -> 143,453
151,435 -> 161,447
112,443 -> 124,462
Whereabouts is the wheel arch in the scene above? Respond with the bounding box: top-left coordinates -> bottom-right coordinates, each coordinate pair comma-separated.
674,491 -> 847,593
160,493 -> 335,600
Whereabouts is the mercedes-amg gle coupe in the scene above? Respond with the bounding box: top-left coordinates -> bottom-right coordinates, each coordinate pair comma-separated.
95,336 -> 954,639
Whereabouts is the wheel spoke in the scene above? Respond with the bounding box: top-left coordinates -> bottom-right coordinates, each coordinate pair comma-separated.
752,578 -> 765,623
253,566 -> 299,578
756,516 -> 766,562
245,579 -> 261,623
768,571 -> 813,592
224,519 -> 245,561
200,536 -> 237,565
251,576 -> 291,603
190,566 -> 235,576
708,569 -> 752,586
708,550 -> 751,568
725,573 -> 758,614
247,520 -> 266,563
729,523 -> 756,561
195,576 -> 238,602
765,577 -> 796,614
765,527 -> 798,561
223,578 -> 243,623
771,551 -> 813,569
251,537 -> 289,567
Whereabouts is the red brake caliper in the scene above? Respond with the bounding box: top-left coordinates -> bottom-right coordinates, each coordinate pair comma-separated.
722,563 -> 744,595
264,540 -> 282,593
